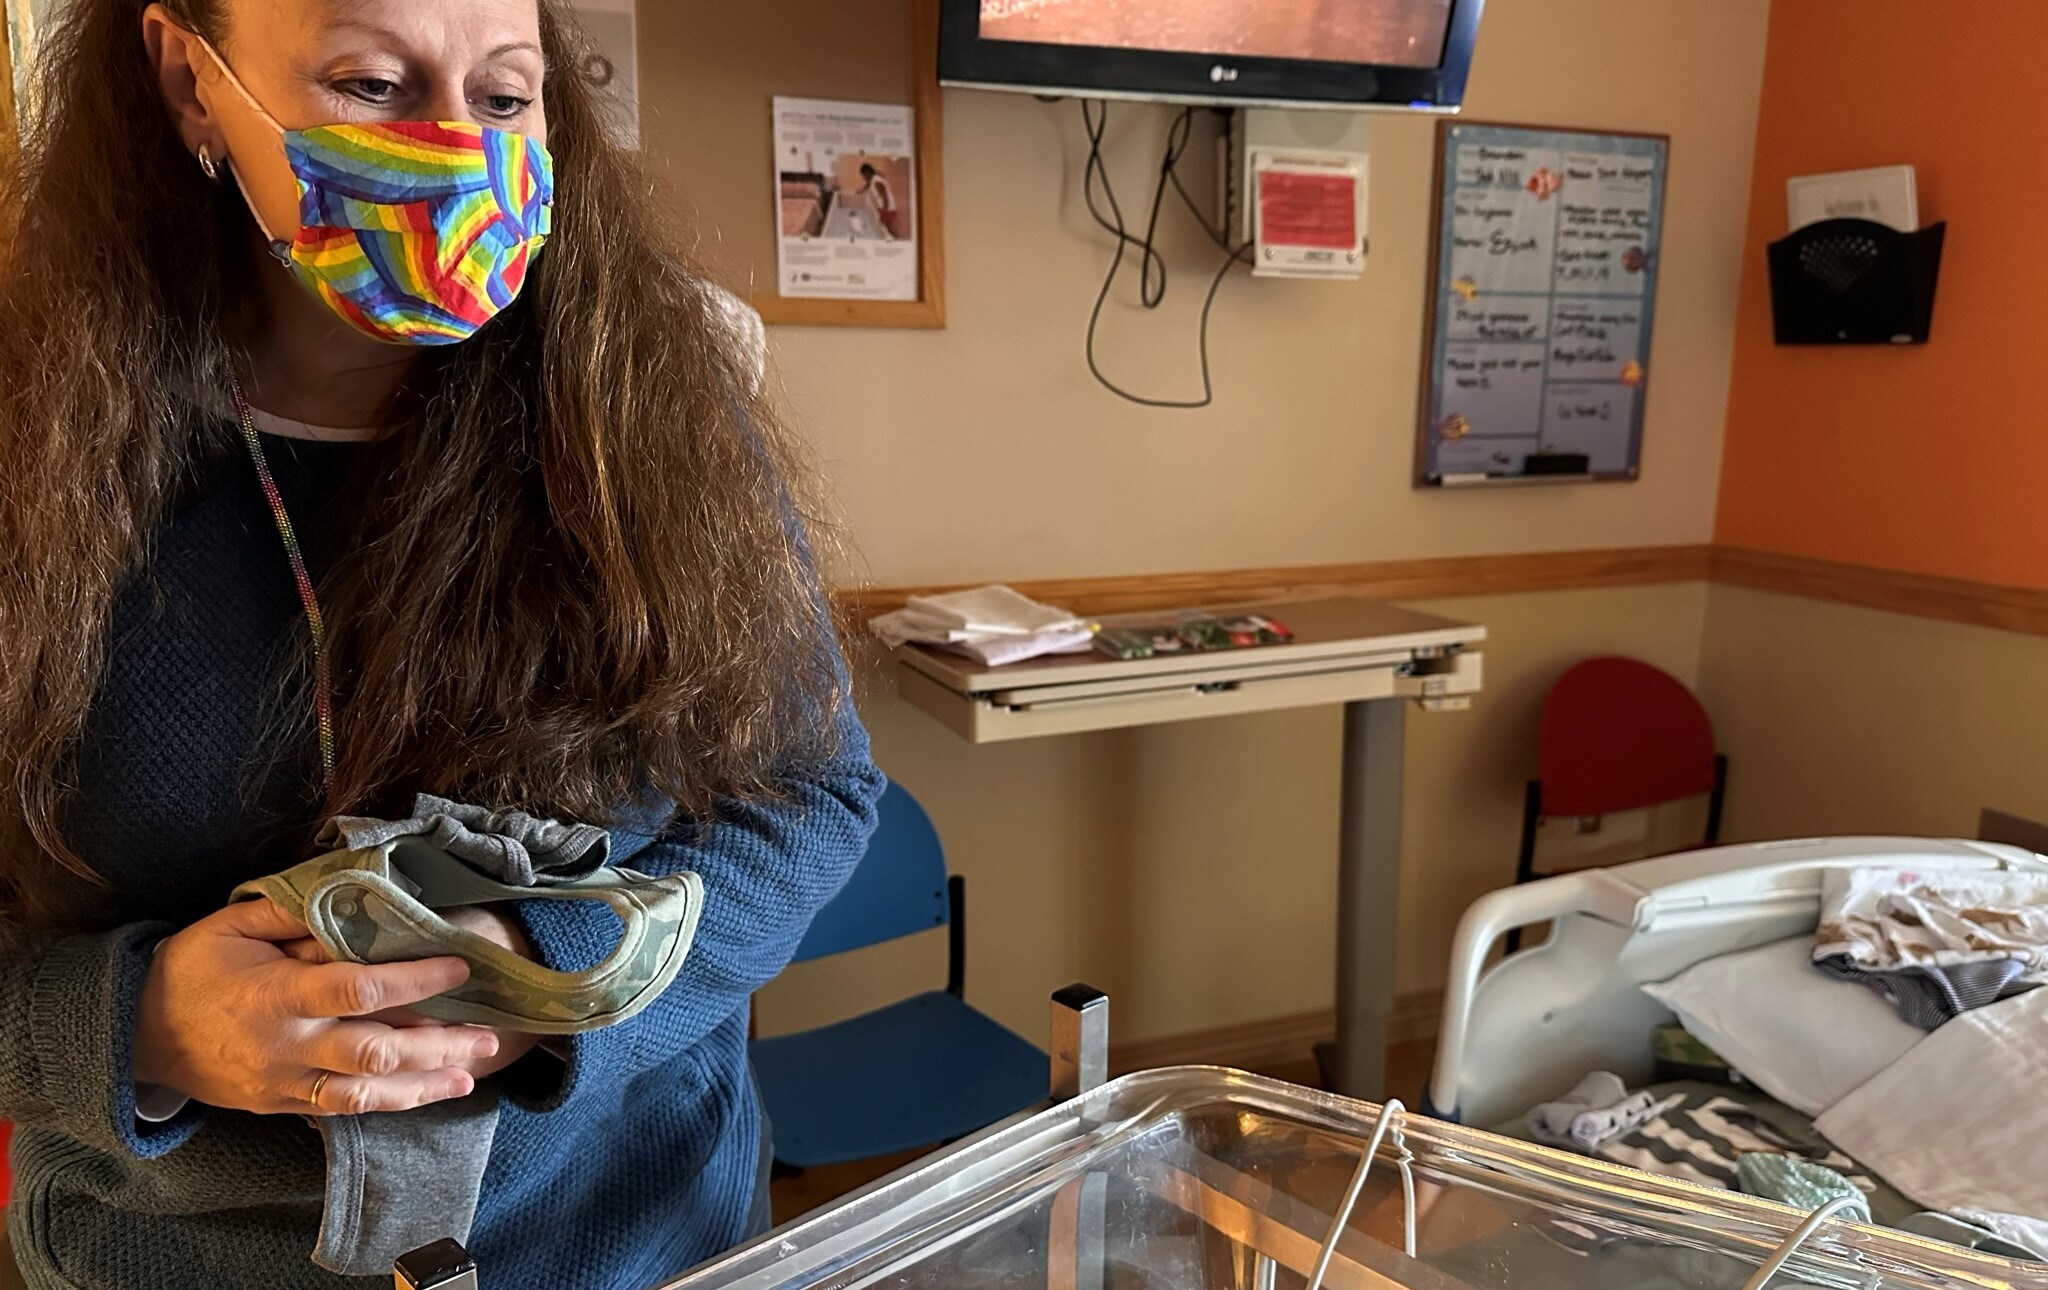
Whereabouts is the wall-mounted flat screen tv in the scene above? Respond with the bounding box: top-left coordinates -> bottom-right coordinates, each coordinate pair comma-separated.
939,0 -> 1485,112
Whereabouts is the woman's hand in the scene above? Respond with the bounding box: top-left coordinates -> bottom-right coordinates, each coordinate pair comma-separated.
281,904 -> 545,1080
134,898 -> 501,1116
427,906 -> 545,1076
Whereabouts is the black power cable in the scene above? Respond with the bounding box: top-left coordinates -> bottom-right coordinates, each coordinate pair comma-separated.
1080,102 -> 1251,410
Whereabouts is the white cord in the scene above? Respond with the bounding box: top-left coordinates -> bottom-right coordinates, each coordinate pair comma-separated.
1738,1194 -> 1864,1290
1396,1148 -> 1417,1258
1306,1100 -> 1415,1290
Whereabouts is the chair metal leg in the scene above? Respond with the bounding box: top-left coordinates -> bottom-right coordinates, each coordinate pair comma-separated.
946,875 -> 967,998
1705,754 -> 1729,846
1505,780 -> 1543,954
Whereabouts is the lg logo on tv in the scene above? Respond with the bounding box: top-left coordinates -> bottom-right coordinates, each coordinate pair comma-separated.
1210,65 -> 1239,83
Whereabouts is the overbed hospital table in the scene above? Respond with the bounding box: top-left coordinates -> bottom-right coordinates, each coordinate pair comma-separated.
892,596 -> 1486,1101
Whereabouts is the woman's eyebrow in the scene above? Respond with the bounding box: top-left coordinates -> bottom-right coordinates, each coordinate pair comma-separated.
486,41 -> 545,60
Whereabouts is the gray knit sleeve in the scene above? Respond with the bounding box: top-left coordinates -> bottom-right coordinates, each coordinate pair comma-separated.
1,922 -> 207,1157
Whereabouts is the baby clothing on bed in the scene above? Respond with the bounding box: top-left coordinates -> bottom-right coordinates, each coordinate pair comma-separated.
1590,1087 -> 1880,1197
1813,866 -> 2048,1029
1738,1155 -> 1870,1222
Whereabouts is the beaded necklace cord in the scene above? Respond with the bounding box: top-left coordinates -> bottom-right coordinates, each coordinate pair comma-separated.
229,375 -> 336,788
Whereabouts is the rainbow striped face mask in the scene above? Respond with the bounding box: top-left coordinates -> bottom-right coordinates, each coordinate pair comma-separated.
195,39 -> 554,346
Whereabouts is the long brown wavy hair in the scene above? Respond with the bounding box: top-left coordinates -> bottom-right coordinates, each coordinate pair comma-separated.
0,0 -> 844,924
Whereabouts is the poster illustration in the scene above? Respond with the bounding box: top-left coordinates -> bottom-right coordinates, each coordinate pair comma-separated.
1417,122 -> 1669,486
772,96 -> 918,302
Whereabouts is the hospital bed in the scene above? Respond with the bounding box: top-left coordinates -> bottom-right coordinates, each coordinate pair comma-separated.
1426,834 -> 2048,1127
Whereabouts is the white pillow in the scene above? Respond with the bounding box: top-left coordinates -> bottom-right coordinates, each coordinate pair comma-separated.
1641,936 -> 1924,1117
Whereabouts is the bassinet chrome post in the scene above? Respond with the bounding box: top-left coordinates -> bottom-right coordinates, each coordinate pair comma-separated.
1050,983 -> 1110,1101
393,1237 -> 478,1290
1048,986 -> 1111,1290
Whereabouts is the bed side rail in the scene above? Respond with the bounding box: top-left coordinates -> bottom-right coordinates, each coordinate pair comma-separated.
1427,836 -> 2042,1126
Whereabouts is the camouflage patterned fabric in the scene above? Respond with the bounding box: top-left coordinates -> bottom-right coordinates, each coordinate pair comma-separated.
234,836 -> 703,1035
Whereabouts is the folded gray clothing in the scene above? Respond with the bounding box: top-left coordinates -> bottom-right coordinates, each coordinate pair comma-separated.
1814,954 -> 2037,1031
322,793 -> 611,887
305,795 -> 615,1277
1526,1071 -> 1629,1149
317,1090 -> 500,1277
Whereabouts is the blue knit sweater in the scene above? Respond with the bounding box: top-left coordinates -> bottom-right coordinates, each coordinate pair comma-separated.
0,427 -> 884,1288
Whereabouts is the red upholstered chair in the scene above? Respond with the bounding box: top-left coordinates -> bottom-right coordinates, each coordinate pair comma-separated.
1507,658 -> 1727,950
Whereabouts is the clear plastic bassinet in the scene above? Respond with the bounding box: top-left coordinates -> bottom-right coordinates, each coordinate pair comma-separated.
657,1067 -> 2048,1290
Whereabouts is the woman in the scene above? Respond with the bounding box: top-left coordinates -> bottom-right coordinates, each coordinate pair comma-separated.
0,0 -> 883,1286
857,160 -> 900,241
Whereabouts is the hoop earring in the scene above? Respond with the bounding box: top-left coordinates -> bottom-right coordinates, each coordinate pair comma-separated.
197,144 -> 222,183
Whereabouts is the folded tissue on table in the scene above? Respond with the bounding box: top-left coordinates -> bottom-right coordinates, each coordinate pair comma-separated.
870,585 -> 1095,666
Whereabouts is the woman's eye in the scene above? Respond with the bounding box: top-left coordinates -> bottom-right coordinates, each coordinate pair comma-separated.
338,77 -> 400,105
481,94 -> 536,119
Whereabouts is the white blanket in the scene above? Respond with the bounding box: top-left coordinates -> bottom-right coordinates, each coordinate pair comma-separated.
1816,988 -> 2048,1259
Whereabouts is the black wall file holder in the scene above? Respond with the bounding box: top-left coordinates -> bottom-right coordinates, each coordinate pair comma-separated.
1767,217 -> 1946,345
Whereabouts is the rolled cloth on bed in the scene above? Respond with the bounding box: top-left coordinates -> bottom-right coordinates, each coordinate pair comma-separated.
1814,866 -> 2048,1029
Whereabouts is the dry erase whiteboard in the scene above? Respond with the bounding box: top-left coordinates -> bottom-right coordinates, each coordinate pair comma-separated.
1416,122 -> 1669,487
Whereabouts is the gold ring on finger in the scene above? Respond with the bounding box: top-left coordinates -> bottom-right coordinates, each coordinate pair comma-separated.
309,1069 -> 333,1110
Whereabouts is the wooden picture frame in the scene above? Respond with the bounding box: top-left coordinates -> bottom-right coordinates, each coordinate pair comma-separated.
2,1 -> 20,154
637,0 -> 946,331
756,0 -> 944,329
1414,119 -> 1671,488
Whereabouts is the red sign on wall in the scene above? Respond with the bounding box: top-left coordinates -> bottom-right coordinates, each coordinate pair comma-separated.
1258,170 -> 1359,250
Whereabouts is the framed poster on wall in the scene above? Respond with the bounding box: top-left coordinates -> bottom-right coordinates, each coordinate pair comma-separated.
641,0 -> 946,330
1415,121 -> 1670,488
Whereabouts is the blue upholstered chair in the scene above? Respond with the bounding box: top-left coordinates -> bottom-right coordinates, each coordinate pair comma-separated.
750,780 -> 1048,1168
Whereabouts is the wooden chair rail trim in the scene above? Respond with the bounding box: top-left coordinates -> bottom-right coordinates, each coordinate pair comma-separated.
840,544 -> 2048,640
840,545 -> 1715,619
1708,546 -> 2048,637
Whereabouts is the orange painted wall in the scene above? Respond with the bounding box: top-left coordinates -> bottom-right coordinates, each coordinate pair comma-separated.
1716,1 -> 2048,589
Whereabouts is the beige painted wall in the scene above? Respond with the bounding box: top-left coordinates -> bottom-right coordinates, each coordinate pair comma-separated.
1699,586 -> 2048,845
760,0 -> 1770,585
729,0 -> 1772,1046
